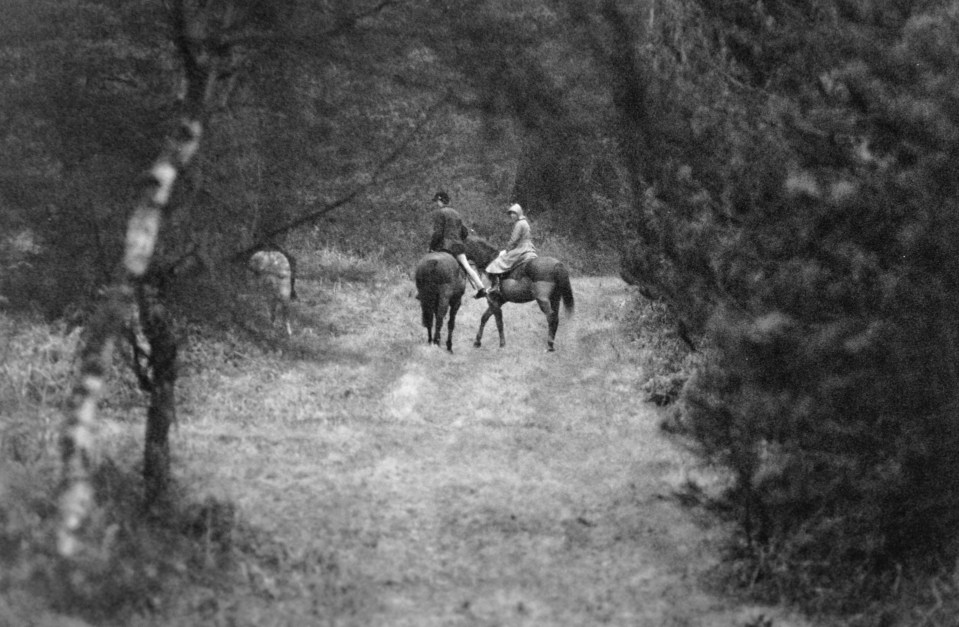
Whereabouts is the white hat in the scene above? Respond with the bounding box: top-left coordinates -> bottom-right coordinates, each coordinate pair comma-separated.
506,203 -> 523,215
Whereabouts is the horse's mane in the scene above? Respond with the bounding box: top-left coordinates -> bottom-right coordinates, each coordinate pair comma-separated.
465,235 -> 498,265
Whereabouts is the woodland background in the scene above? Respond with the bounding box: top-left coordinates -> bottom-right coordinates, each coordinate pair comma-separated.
2,0 -> 959,624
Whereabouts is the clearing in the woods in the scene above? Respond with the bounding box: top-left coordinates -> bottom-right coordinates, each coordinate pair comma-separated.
5,274 -> 821,626
135,274 -> 816,627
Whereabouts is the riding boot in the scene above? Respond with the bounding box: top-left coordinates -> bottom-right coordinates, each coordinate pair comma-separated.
474,277 -> 488,299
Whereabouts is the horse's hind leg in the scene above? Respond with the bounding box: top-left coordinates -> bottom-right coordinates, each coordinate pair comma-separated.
269,299 -> 282,334
494,308 -> 506,348
419,297 -> 435,344
446,296 -> 461,352
547,291 -> 563,351
281,302 -> 292,336
424,309 -> 435,344
433,296 -> 450,348
535,295 -> 558,352
532,281 -> 562,351
268,299 -> 292,336
546,308 -> 559,351
279,277 -> 293,336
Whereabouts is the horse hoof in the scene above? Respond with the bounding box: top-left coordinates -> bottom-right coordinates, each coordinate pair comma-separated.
473,342 -> 481,348
546,346 -> 556,352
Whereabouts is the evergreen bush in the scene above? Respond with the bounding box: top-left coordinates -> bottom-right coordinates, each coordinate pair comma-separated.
606,0 -> 959,610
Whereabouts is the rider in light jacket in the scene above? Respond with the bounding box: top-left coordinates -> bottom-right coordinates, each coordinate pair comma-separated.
484,203 -> 537,295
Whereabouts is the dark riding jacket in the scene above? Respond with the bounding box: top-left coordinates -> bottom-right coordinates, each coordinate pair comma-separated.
429,206 -> 469,257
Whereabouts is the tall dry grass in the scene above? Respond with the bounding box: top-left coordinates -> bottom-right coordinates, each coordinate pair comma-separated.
0,313 -> 249,625
0,244 -> 398,625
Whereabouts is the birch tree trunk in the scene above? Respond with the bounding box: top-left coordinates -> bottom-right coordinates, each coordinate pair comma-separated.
56,119 -> 202,557
56,0 -> 220,557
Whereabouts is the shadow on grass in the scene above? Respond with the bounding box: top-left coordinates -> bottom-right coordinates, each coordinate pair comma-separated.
180,294 -> 373,370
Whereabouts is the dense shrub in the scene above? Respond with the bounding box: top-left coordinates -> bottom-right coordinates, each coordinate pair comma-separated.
602,0 -> 959,613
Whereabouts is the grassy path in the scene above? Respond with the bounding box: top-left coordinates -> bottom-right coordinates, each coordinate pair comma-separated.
170,276 -> 815,626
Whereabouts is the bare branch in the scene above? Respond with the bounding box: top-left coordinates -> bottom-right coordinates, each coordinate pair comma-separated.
215,0 -> 407,50
233,92 -> 449,259
325,0 -> 404,38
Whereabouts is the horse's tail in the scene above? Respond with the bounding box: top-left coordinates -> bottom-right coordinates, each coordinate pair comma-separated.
556,263 -> 574,317
416,258 -> 441,326
420,297 -> 434,328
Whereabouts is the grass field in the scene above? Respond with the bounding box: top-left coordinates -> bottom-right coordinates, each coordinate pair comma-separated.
1,251 -> 821,626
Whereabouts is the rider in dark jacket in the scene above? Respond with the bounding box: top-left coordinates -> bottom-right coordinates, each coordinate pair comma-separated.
429,191 -> 487,299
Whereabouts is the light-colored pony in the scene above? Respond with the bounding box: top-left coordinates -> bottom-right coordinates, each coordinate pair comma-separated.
248,250 -> 296,335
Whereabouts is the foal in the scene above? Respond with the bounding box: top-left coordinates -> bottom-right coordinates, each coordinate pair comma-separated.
248,249 -> 298,336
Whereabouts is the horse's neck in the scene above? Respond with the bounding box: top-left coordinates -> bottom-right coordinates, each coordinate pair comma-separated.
467,239 -> 497,267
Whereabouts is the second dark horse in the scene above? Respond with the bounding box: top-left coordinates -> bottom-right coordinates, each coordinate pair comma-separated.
465,237 -> 575,352
414,251 -> 465,351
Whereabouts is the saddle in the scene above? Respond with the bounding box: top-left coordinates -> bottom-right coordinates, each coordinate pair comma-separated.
502,258 -> 533,282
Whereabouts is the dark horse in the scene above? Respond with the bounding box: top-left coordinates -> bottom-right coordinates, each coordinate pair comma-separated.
414,252 -> 465,351
464,236 -> 574,351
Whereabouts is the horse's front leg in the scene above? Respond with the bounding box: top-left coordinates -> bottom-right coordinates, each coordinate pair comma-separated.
474,306 -> 494,348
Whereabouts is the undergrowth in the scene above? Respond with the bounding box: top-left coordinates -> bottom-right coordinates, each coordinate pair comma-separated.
716,533 -> 959,626
0,313 -> 231,624
0,450 -> 332,626
621,293 -> 959,625
620,295 -> 703,430
0,245 -> 385,624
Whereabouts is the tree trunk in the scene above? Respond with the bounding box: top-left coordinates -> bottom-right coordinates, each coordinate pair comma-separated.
139,284 -> 178,508
54,0 -> 248,556
56,119 -> 201,556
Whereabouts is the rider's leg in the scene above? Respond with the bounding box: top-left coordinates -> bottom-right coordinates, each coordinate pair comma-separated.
455,253 -> 487,297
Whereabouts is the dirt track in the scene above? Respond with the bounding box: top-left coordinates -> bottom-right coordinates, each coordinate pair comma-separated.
176,276 -> 817,626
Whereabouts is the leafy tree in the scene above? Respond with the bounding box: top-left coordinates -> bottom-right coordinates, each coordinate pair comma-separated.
568,0 -> 959,608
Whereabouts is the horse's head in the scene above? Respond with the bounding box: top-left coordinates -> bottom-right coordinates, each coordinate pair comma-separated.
464,235 -> 498,268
